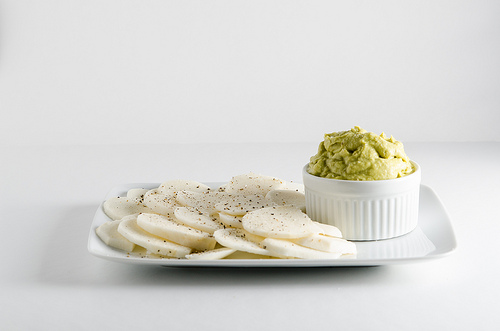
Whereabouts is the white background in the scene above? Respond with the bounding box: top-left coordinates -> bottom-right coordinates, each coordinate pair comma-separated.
1,1 -> 500,331
1,0 -> 499,145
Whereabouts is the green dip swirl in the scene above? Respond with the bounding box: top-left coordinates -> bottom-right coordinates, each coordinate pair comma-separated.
308,127 -> 414,180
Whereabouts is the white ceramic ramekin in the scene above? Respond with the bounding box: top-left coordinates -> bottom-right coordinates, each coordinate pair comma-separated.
302,162 -> 421,241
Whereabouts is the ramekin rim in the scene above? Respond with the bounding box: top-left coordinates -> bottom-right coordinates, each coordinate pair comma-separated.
302,160 -> 420,183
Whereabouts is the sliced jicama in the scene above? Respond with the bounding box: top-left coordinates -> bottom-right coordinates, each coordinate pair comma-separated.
213,228 -> 272,256
158,179 -> 211,195
241,206 -> 322,239
290,234 -> 357,254
185,248 -> 236,260
117,215 -> 192,258
214,194 -> 275,216
126,188 -> 149,200
103,197 -> 154,220
314,222 -> 343,238
100,174 -> 358,261
261,238 -> 342,259
224,173 -> 285,195
142,189 -> 179,216
265,189 -> 306,212
96,218 -> 136,252
176,190 -> 230,215
174,206 -> 222,234
277,181 -> 305,194
137,213 -> 216,251
218,212 -> 244,229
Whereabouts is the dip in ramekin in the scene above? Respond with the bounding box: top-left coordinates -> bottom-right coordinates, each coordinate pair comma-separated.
303,127 -> 421,241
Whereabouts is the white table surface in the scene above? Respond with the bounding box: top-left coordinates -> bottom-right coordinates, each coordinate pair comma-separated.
1,142 -> 499,330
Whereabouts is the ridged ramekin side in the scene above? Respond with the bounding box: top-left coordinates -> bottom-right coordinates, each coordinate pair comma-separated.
303,163 -> 421,241
305,188 -> 419,240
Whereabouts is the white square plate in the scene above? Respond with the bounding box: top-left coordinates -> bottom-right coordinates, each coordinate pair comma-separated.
88,183 -> 457,267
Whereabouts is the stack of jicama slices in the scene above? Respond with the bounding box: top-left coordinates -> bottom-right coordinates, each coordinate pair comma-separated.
96,173 -> 356,260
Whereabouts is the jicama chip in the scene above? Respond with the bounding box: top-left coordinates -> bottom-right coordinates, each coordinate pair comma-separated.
261,238 -> 341,259
126,188 -> 149,200
174,206 -> 222,234
117,215 -> 192,258
96,218 -> 135,252
224,173 -> 285,195
265,189 -> 306,212
314,222 -> 343,238
214,194 -> 274,216
218,212 -> 244,229
185,248 -> 236,260
176,190 -> 230,215
137,213 -> 216,251
158,179 -> 211,195
290,235 -> 356,254
103,197 -> 154,220
241,206 -> 322,239
213,228 -> 271,256
142,189 -> 179,215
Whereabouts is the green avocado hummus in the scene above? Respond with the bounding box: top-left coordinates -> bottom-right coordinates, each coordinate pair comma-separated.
308,127 -> 414,180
